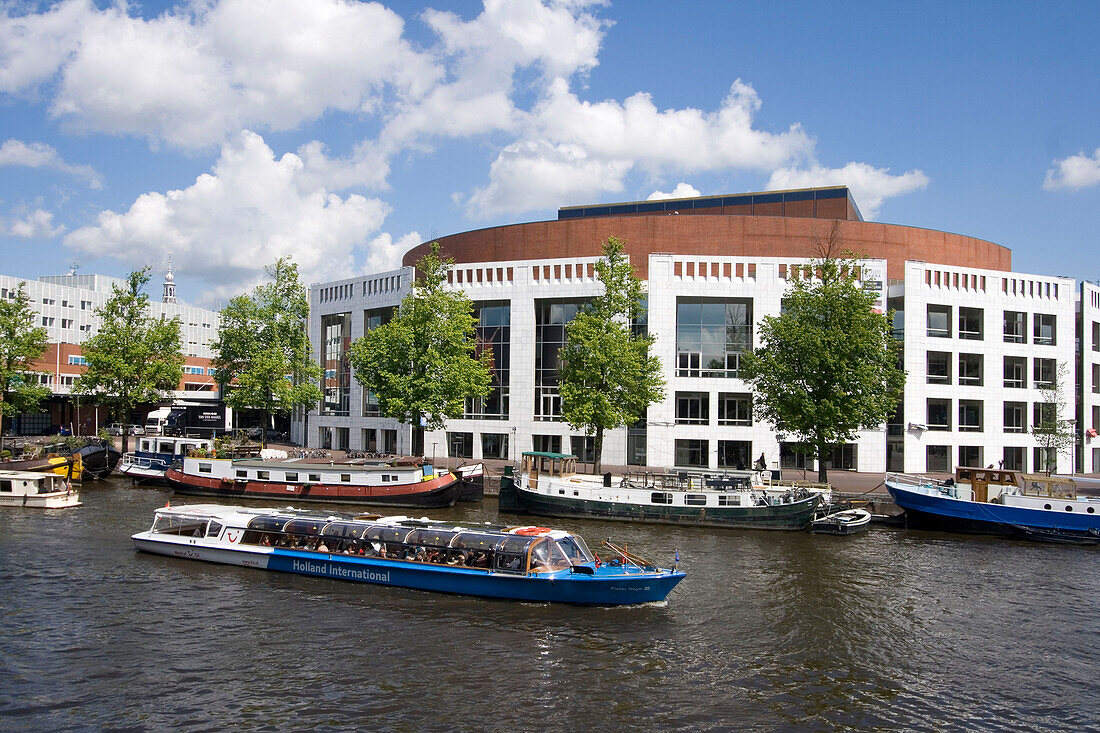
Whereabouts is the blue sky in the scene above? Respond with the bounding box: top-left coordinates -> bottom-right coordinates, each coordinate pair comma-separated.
1,0 -> 1098,306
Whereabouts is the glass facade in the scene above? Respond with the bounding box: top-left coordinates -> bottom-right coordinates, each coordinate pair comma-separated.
675,297 -> 752,377
465,301 -> 510,420
534,298 -> 587,420
321,313 -> 351,415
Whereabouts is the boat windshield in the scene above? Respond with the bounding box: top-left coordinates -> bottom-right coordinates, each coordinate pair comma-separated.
555,535 -> 594,565
151,513 -> 208,537
529,538 -> 571,573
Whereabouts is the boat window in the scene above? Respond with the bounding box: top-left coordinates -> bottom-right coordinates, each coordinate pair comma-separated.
404,528 -> 459,547
529,538 -> 571,572
363,526 -> 414,544
555,536 -> 593,564
452,532 -> 501,551
718,494 -> 742,506
285,473 -> 298,482
0,480 -> 10,492
140,439 -> 152,450
257,470 -> 270,480
283,518 -> 326,536
157,441 -> 172,452
198,462 -> 212,474
151,514 -> 208,537
206,521 -> 223,538
341,474 -> 351,482
685,494 -> 708,506
247,516 -> 290,532
308,473 -> 321,482
321,522 -> 364,539
651,492 -> 673,504
236,470 -> 247,478
493,535 -> 536,573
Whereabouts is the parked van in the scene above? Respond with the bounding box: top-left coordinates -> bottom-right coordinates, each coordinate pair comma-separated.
144,408 -> 172,435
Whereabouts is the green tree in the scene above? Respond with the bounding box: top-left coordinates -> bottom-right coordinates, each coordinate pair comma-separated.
348,242 -> 492,455
1031,362 -> 1075,474
75,269 -> 185,453
0,282 -> 50,454
212,258 -> 322,445
559,236 -> 665,474
740,235 -> 904,483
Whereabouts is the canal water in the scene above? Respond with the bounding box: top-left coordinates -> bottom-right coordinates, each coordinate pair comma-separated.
1,478 -> 1096,732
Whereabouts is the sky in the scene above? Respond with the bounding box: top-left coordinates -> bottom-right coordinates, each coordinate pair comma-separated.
1,0 -> 1098,308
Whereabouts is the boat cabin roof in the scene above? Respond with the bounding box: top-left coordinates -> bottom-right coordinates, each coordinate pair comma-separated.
215,459 -> 428,472
521,451 -> 577,477
955,466 -> 1019,486
0,469 -> 52,481
1018,474 -> 1078,499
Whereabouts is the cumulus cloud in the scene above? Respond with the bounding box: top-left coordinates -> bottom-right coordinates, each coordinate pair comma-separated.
766,162 -> 930,219
0,138 -> 102,187
9,209 -> 65,238
64,131 -> 391,304
648,183 -> 701,200
1044,147 -> 1100,191
466,78 -> 814,217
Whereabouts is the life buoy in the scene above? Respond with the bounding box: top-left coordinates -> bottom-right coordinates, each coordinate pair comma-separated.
513,526 -> 552,536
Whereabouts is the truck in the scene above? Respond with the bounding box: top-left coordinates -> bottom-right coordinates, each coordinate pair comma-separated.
146,405 -> 232,437
144,408 -> 173,435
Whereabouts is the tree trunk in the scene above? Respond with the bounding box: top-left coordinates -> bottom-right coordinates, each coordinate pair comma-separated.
261,410 -> 268,447
593,425 -> 604,475
816,437 -> 828,484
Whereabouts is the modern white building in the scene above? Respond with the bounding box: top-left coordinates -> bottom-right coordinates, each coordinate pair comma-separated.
302,187 -> 1098,475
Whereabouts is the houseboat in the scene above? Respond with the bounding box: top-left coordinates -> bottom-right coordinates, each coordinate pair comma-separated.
499,452 -> 821,530
166,456 -> 461,508
131,504 -> 685,605
886,467 -> 1100,543
120,435 -> 215,485
0,470 -> 81,508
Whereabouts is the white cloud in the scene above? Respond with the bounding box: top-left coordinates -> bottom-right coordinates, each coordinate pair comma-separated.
648,183 -> 701,200
0,138 -> 102,187
1044,147 -> 1100,191
466,78 -> 813,217
766,162 -> 930,219
9,209 -> 66,238
363,231 -> 423,274
64,131 -> 391,305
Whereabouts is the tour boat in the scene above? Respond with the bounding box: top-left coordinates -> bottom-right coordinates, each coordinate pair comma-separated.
0,470 -> 81,508
131,504 -> 685,605
166,456 -> 461,508
885,467 -> 1100,543
499,452 -> 821,530
811,507 -> 872,535
119,435 -> 215,485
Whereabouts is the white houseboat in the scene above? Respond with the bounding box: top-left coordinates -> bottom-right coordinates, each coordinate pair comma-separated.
0,470 -> 81,508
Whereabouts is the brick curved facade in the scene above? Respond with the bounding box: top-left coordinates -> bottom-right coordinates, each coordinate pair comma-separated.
404,216 -> 1011,281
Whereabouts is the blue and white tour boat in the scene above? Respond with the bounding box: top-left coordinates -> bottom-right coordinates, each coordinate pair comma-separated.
885,467 -> 1100,543
119,435 -> 215,485
132,504 -> 685,605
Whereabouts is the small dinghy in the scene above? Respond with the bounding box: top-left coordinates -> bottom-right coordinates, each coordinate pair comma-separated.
812,507 -> 871,535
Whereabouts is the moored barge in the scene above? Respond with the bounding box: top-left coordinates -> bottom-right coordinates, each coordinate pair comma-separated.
132,504 -> 685,605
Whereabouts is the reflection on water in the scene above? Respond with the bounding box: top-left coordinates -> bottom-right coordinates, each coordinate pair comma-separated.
0,479 -> 1095,731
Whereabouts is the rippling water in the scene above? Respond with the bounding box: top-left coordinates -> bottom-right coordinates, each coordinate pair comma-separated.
1,479 -> 1096,731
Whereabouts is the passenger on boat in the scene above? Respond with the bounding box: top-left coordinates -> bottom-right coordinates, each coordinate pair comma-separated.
413,547 -> 427,562
316,540 -> 329,553
260,534 -> 272,546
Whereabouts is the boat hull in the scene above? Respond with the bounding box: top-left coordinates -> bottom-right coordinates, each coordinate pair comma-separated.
166,468 -> 461,508
500,476 -> 817,530
811,509 -> 871,535
132,535 -> 683,605
76,443 -> 122,480
886,482 -> 1100,543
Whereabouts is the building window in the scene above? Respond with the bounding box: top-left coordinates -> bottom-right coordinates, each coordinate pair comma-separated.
926,351 -> 951,384
1034,447 -> 1056,474
570,435 -> 596,463
320,313 -> 351,416
927,445 -> 950,473
718,440 -> 751,470
1003,447 -> 1024,471
627,427 -> 647,466
532,434 -> 561,454
676,297 -> 752,377
447,432 -> 473,459
958,307 -> 983,340
1033,358 -> 1056,389
1033,402 -> 1056,429
959,446 -> 983,468
381,429 -> 397,454
1004,356 -> 1026,389
464,301 -> 510,420
1093,364 -> 1100,394
674,439 -> 708,468
716,393 -> 752,425
1033,313 -> 1056,345
927,398 -> 951,431
535,298 -> 587,420
362,388 -> 380,417
1093,322 -> 1100,351
958,400 -> 983,432
927,305 -> 951,338
481,433 -> 509,460
1004,402 -> 1026,434
1003,311 -> 1026,343
675,392 -> 710,425
958,353 -> 983,386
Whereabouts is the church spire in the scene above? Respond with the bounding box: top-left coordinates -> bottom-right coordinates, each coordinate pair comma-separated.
162,253 -> 177,304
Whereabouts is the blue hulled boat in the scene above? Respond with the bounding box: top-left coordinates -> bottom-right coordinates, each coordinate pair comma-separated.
132,504 -> 685,605
886,467 -> 1100,544
119,435 -> 214,485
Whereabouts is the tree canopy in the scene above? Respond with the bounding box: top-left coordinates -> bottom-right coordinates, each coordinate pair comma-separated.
212,257 -> 321,443
0,282 -> 50,451
74,268 -> 185,452
559,236 -> 665,473
739,244 -> 904,483
348,242 -> 491,453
